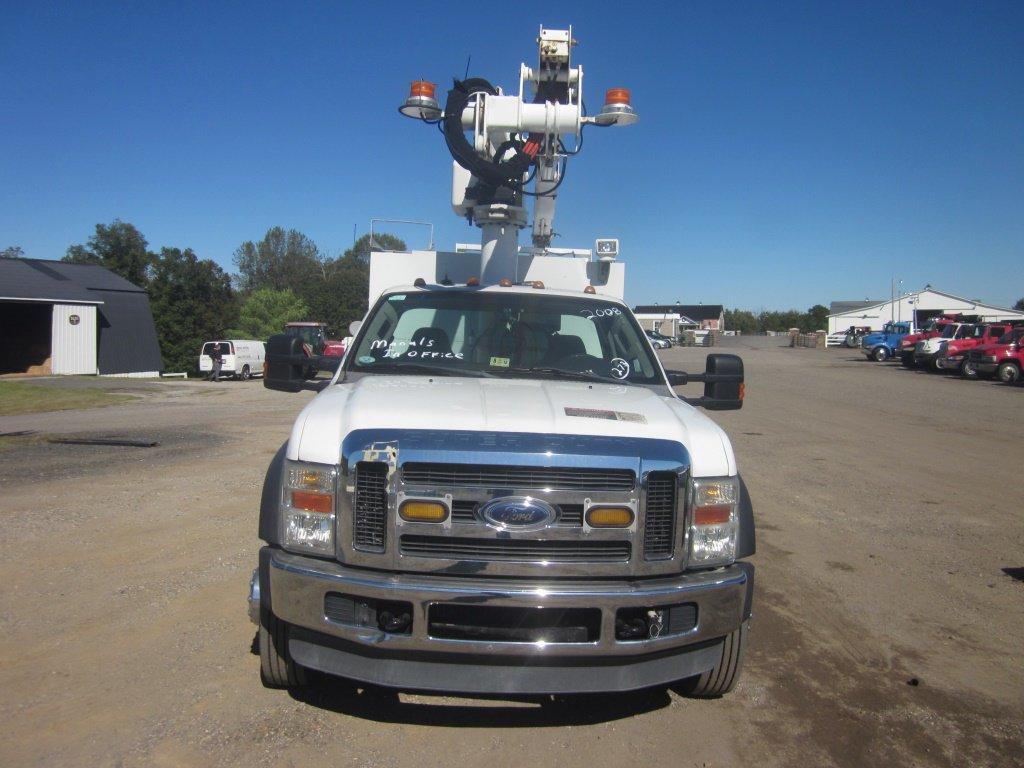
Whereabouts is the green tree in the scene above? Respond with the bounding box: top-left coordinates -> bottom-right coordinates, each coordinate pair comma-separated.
63,219 -> 153,286
302,233 -> 406,335
1014,298 -> 1024,312
148,247 -> 237,373
348,232 -> 408,261
232,227 -> 323,293
1,245 -> 25,259
230,288 -> 308,339
724,308 -> 758,334
806,304 -> 830,331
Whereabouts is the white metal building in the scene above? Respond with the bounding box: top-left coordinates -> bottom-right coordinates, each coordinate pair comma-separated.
827,287 -> 1024,334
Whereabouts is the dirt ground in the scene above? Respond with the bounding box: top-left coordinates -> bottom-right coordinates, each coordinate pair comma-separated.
1,347 -> 1021,768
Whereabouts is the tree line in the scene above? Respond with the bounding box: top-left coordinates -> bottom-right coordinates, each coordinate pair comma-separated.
723,305 -> 831,334
6,220 -> 403,373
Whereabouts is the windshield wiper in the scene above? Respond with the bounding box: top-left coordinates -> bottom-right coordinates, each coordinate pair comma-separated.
501,366 -> 626,384
358,362 -> 494,378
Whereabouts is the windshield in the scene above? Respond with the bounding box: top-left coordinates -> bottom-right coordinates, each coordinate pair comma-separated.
348,290 -> 663,384
940,325 -> 958,338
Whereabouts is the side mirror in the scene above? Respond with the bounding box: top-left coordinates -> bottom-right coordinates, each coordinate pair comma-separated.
264,334 -> 327,393
349,320 -> 362,337
667,353 -> 744,410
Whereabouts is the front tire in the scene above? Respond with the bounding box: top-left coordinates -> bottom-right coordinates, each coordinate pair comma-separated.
961,360 -> 979,380
259,608 -> 307,688
997,361 -> 1021,384
872,347 -> 890,362
900,351 -> 916,368
679,620 -> 748,698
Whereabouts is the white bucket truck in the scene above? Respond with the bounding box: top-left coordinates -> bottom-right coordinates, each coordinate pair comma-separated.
250,27 -> 755,697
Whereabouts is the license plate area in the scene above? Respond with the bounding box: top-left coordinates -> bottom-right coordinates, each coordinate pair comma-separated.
427,604 -> 601,643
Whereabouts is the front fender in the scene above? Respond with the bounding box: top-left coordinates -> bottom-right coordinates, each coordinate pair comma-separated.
259,442 -> 288,545
736,475 -> 756,560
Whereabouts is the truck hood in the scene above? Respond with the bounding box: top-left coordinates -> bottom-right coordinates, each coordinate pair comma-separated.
287,375 -> 736,478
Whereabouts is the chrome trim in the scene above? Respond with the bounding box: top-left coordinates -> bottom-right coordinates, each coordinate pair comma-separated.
267,547 -> 748,658
480,496 -> 557,532
248,568 -> 260,625
337,430 -> 691,577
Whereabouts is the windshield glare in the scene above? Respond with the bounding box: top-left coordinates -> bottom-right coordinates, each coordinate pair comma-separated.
349,290 -> 662,384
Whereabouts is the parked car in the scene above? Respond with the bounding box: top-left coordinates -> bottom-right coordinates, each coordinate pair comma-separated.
861,321 -> 912,362
963,327 -> 1024,381
935,323 -> 1014,375
199,340 -> 266,380
645,330 -> 672,349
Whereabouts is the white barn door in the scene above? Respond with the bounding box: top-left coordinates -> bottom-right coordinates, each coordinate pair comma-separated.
51,304 -> 98,375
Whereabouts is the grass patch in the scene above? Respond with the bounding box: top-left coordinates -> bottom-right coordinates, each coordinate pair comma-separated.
0,381 -> 136,417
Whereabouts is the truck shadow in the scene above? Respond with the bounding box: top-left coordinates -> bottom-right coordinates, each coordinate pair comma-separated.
286,672 -> 671,726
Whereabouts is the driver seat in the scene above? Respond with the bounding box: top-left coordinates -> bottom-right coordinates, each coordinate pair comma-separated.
542,334 -> 586,365
407,327 -> 451,356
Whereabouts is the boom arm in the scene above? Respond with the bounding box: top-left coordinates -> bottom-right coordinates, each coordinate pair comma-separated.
399,25 -> 638,275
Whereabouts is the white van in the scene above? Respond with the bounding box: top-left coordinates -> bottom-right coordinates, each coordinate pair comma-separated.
199,340 -> 265,380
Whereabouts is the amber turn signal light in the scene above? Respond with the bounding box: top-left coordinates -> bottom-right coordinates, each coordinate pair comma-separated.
291,490 -> 333,514
400,501 -> 448,522
586,507 -> 634,527
693,505 -> 732,526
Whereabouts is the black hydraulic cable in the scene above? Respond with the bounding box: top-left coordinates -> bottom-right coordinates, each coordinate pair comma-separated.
442,78 -> 534,192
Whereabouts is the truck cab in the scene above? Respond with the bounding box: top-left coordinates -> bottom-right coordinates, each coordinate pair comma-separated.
964,327 -> 1024,381
862,321 -> 912,362
897,316 -> 959,367
936,323 -> 1012,374
913,322 -> 975,371
252,282 -> 753,697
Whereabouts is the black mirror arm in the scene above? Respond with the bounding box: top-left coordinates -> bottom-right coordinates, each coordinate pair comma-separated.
665,370 -> 743,386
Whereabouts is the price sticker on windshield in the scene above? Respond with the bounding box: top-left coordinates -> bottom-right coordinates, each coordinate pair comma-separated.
489,357 -> 510,368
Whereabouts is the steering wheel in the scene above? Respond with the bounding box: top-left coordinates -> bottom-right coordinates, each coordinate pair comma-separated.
558,353 -> 616,378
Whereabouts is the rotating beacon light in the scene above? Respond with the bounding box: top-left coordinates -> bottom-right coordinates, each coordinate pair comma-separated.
399,80 -> 441,120
595,87 -> 638,126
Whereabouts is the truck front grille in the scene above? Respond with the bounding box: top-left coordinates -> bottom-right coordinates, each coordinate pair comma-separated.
353,462 -> 388,552
400,535 -> 630,562
449,500 -> 584,526
401,463 -> 635,491
643,472 -> 677,559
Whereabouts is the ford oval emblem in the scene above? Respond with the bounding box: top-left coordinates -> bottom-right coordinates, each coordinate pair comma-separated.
481,497 -> 556,531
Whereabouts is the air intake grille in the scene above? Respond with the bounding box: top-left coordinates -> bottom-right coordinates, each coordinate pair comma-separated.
353,462 -> 388,552
643,472 -> 677,559
400,535 -> 630,562
402,463 -> 635,491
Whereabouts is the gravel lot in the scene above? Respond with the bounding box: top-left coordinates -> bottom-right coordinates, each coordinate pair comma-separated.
1,347 -> 1021,768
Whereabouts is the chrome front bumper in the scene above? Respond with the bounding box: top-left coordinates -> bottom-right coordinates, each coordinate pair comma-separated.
253,547 -> 753,693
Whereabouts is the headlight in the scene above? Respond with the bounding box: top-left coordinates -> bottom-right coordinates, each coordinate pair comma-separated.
281,460 -> 337,555
689,477 -> 739,567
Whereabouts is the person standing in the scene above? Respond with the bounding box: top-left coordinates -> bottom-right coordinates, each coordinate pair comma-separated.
208,342 -> 223,382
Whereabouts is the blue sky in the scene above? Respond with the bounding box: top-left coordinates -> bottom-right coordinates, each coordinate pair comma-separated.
2,1 -> 1022,310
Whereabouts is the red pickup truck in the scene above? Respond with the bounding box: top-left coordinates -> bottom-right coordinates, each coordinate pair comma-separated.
935,323 -> 1014,376
962,327 -> 1024,382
